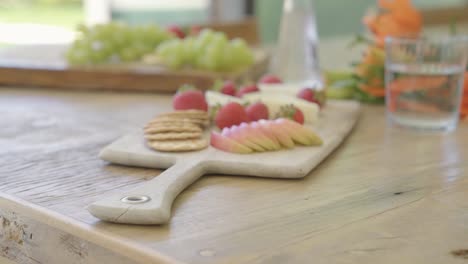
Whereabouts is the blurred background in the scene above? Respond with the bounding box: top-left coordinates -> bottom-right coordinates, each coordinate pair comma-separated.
1,0 -> 467,45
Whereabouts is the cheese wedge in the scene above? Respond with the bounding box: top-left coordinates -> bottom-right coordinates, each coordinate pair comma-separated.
205,90 -> 246,107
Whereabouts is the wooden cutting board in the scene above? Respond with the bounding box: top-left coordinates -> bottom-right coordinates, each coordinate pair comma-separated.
89,100 -> 360,225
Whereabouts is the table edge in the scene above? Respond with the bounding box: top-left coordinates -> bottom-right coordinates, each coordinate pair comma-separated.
0,192 -> 181,264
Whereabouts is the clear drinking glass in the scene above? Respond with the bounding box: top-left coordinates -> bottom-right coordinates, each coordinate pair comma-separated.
270,0 -> 322,88
385,36 -> 467,131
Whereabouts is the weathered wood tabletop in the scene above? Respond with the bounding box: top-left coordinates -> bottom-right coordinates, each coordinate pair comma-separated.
1,87 -> 468,264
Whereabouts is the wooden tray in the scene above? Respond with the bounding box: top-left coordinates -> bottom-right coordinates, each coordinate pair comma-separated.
0,44 -> 269,93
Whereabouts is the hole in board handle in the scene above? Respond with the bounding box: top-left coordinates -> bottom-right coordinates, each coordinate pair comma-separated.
121,195 -> 151,204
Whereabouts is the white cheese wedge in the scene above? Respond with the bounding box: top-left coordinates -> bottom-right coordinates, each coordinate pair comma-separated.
258,80 -> 322,96
243,92 -> 320,124
205,91 -> 246,107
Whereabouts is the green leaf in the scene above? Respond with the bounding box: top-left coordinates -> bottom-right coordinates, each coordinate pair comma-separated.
177,84 -> 197,93
348,34 -> 373,49
211,79 -> 224,91
326,79 -> 356,99
353,86 -> 385,104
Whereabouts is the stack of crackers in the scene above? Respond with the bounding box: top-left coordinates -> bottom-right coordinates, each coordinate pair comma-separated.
144,110 -> 210,152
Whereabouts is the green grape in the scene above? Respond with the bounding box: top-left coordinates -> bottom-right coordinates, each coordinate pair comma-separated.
89,50 -> 107,64
66,22 -> 174,65
66,49 -> 88,65
229,38 -> 254,70
76,24 -> 89,35
153,30 -> 254,72
67,23 -> 255,71
209,35 -> 228,70
194,29 -> 215,53
182,36 -> 197,65
120,47 -> 139,62
156,39 -> 185,69
157,39 -> 179,56
212,32 -> 229,45
221,44 -> 236,71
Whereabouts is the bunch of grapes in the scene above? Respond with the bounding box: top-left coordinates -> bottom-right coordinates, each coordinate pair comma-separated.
155,29 -> 255,72
66,22 -> 174,65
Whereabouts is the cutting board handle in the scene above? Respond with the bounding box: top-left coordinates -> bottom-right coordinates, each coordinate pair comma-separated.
87,159 -> 207,225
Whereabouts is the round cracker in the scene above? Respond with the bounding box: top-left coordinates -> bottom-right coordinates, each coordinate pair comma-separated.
158,110 -> 208,120
146,138 -> 208,152
144,132 -> 202,141
147,117 -> 208,127
145,119 -> 198,128
144,124 -> 202,134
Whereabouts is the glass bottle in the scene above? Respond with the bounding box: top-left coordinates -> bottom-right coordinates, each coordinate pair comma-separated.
270,0 -> 322,89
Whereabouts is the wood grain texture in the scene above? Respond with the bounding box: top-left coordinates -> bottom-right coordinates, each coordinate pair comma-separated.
1,88 -> 468,264
0,207 -> 139,264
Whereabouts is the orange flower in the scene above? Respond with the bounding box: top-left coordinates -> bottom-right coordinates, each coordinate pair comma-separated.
355,46 -> 386,97
358,84 -> 386,97
354,0 -> 424,101
363,0 -> 423,46
356,46 -> 385,76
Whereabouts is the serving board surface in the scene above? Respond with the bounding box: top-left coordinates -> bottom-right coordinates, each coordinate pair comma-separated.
100,100 -> 360,177
90,100 -> 361,224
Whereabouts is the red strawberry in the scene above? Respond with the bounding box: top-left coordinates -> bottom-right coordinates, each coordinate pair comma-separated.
259,74 -> 282,84
245,102 -> 269,122
173,89 -> 208,111
276,105 -> 304,124
297,88 -> 321,107
236,84 -> 259,97
215,102 -> 249,129
189,25 -> 202,36
167,25 -> 185,39
220,81 -> 237,96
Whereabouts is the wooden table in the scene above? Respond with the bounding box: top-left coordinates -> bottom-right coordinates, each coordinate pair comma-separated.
1,87 -> 468,264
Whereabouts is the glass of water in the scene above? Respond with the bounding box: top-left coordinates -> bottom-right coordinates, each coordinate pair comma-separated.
385,36 -> 467,131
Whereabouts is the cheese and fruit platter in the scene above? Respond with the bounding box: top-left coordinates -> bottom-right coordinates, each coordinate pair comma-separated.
89,75 -> 361,225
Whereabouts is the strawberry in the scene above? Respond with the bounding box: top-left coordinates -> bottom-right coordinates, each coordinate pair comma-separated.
220,80 -> 237,96
245,102 -> 269,122
276,105 -> 304,124
172,89 -> 208,111
215,102 -> 249,129
259,74 -> 282,84
167,25 -> 185,39
189,25 -> 202,36
236,84 -> 259,97
297,88 -> 321,107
